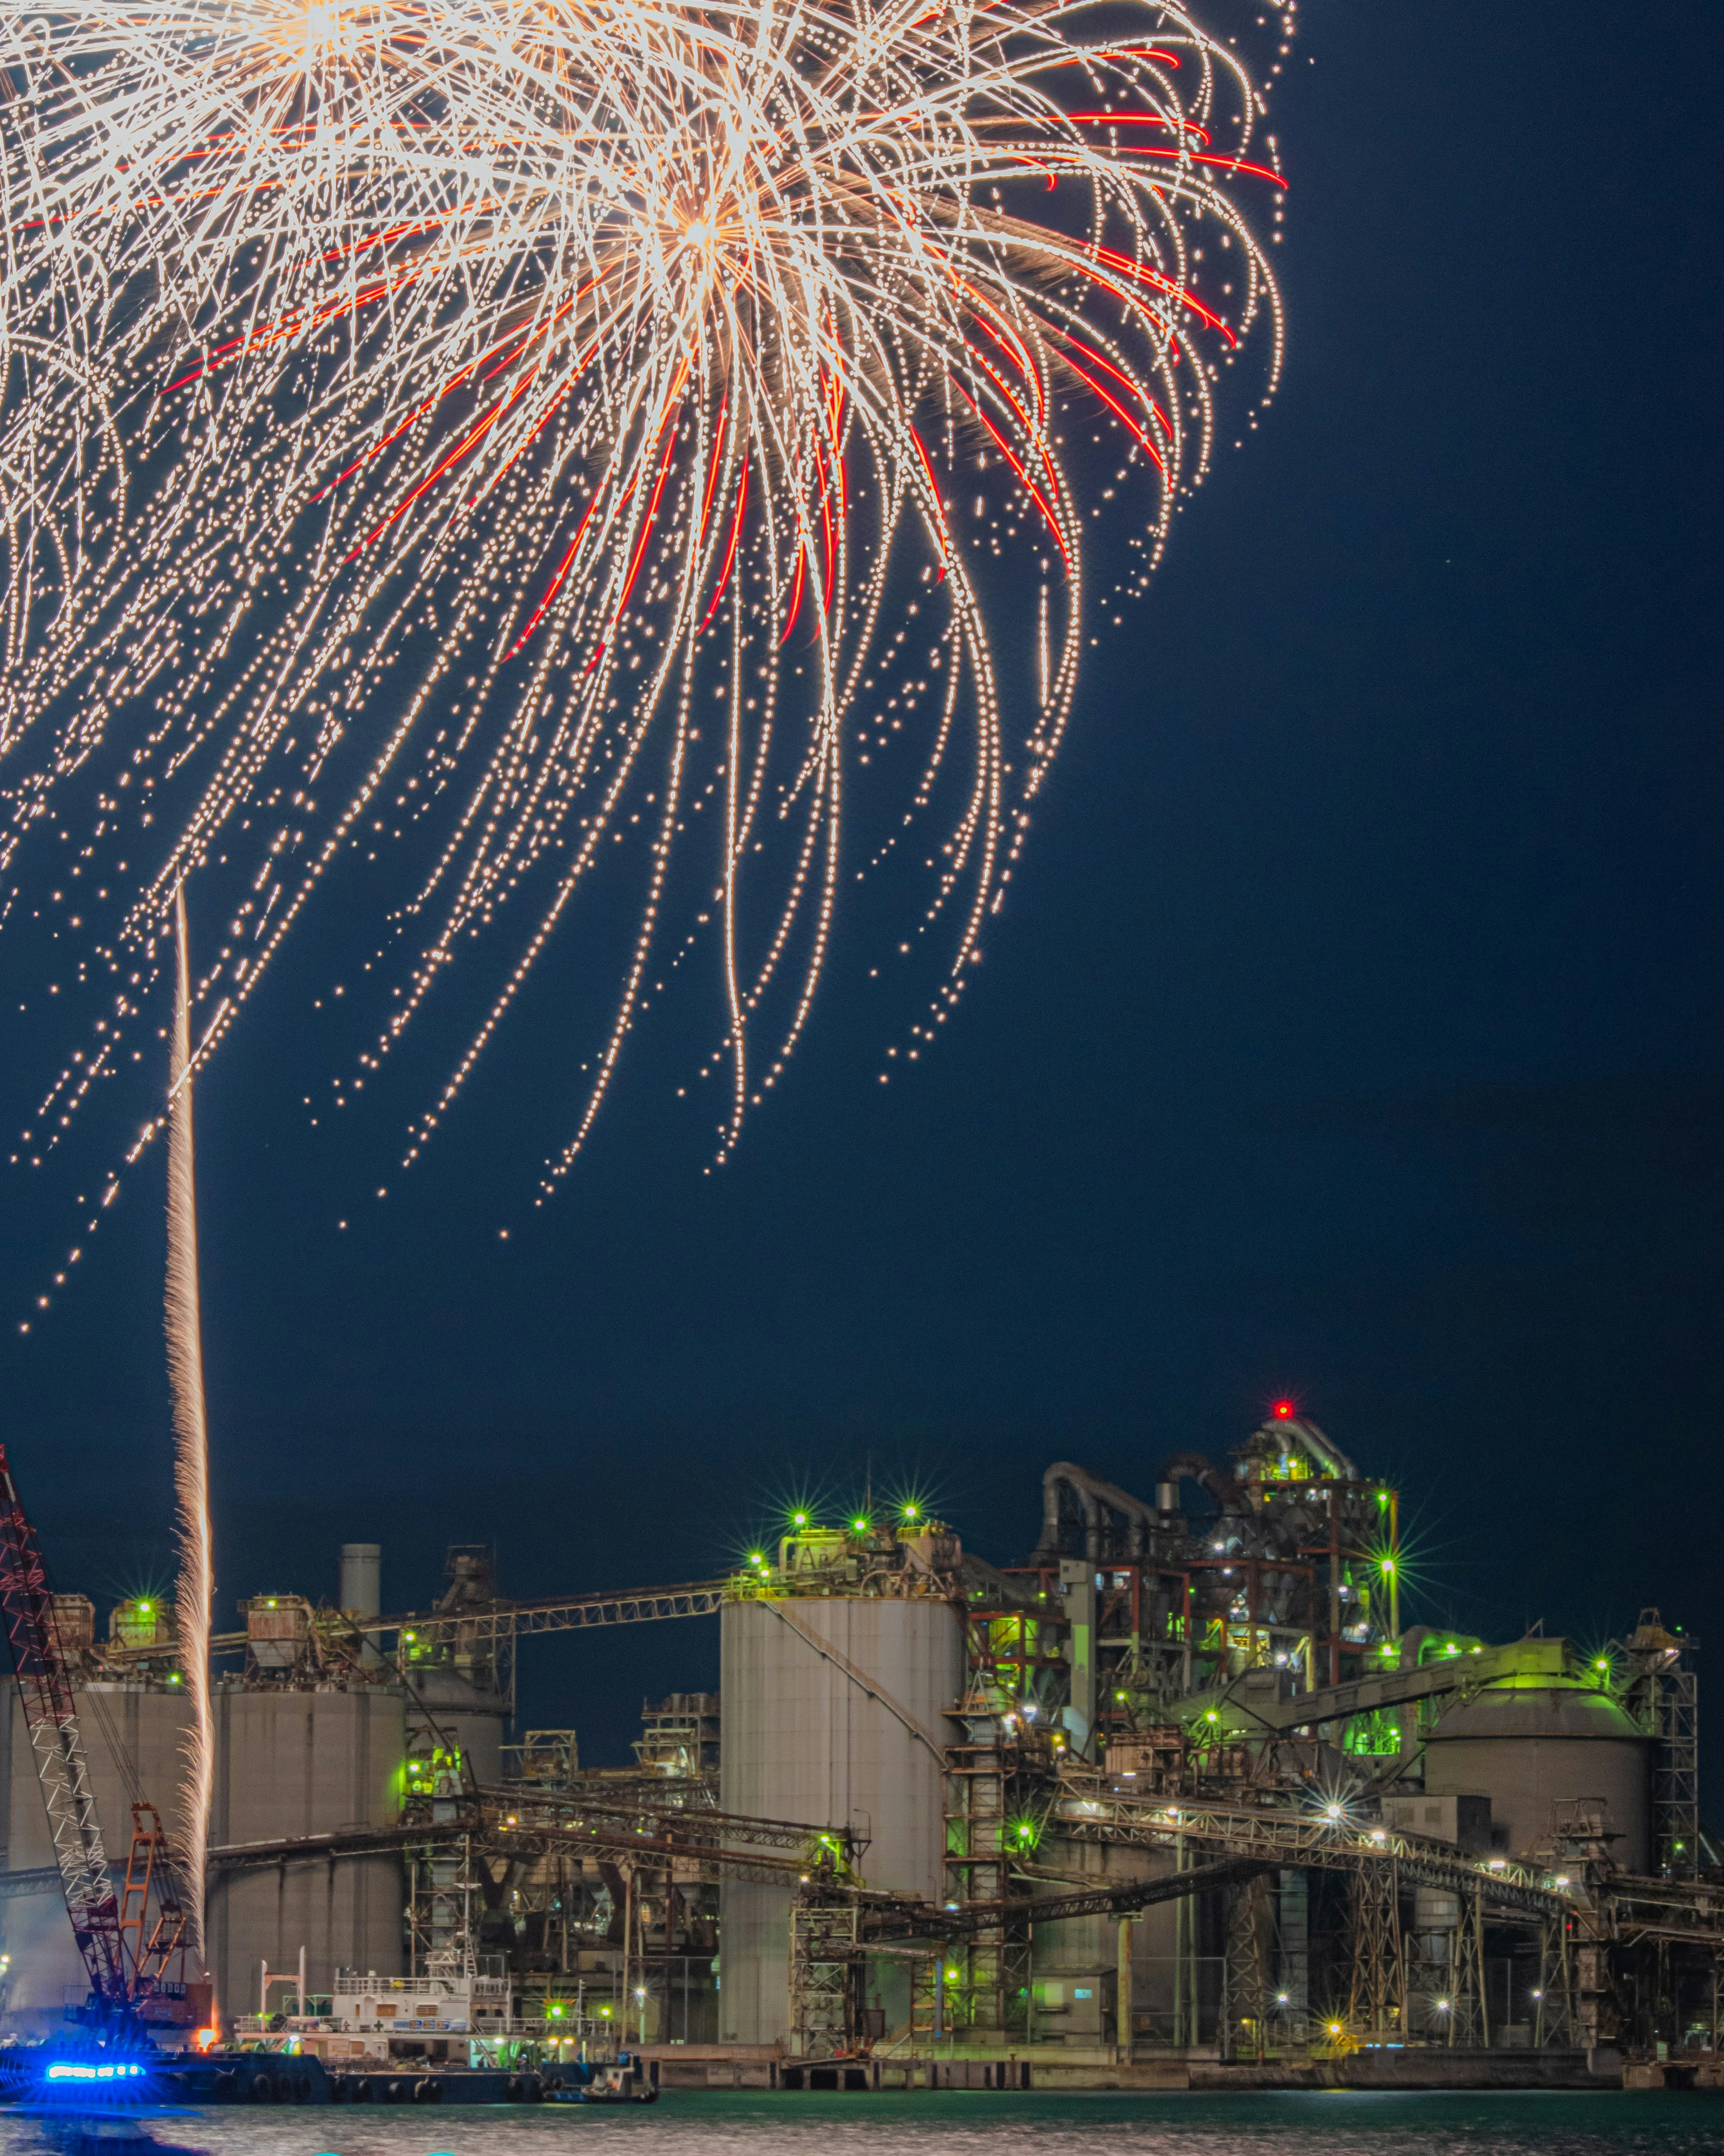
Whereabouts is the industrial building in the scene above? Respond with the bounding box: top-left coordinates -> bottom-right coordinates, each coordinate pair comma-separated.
0,1411 -> 1717,2088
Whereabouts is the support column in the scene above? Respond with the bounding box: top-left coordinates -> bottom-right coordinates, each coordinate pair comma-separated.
1278,1869 -> 1310,2042
1060,1560 -> 1097,1754
1346,1858 -> 1404,2041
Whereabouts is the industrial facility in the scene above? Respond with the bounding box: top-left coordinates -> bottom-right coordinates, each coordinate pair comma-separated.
1,1409 -> 1718,2092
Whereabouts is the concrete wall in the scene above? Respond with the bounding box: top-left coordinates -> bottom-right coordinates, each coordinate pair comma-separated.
718,1595 -> 963,2046
207,1686 -> 407,2015
0,1681 -> 406,2033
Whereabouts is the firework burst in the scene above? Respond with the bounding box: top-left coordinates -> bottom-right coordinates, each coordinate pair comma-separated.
2,0 -> 1291,1285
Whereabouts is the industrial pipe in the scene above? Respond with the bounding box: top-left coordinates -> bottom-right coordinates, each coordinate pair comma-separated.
1282,1420 -> 1360,1482
1037,1464 -> 1159,1561
1154,1453 -> 1246,1516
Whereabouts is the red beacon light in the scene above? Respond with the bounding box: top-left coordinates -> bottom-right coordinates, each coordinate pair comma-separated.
1271,1400 -> 1295,1420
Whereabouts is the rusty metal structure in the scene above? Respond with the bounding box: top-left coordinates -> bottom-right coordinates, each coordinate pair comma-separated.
0,1445 -> 195,2035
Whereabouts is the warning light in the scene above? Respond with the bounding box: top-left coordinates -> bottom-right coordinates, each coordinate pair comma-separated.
1272,1400 -> 1294,1420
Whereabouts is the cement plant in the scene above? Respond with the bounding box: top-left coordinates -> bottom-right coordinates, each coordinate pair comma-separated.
0,1410 -> 1717,2099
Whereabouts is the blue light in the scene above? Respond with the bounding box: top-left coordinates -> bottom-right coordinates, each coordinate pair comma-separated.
45,2062 -> 145,2081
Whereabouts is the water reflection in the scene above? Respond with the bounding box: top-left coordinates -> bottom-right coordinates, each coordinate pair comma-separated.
2,2090 -> 1719,2156
7,2110 -> 204,2156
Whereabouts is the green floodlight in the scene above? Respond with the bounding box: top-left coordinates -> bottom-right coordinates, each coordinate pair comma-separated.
792,1511 -> 809,1528
903,1503 -> 919,1521
853,1517 -> 870,1534
1380,1558 -> 1395,1574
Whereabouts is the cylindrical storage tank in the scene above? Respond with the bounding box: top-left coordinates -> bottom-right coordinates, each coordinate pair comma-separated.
718,1592 -> 963,2046
408,1669 -> 506,1786
207,1683 -> 409,2016
341,1544 -> 383,1666
340,1543 -> 382,1621
1412,1887 -> 1459,1932
1424,1684 -> 1649,1872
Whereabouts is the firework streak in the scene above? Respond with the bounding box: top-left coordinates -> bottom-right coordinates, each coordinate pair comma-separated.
0,0 -> 1291,1239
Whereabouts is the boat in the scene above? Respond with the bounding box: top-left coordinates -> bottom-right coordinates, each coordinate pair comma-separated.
547,2063 -> 658,2106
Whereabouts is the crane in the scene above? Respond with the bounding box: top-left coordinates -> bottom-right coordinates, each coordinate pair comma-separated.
0,1443 -> 188,2030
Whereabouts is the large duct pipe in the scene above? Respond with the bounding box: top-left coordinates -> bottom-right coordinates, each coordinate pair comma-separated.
1155,1452 -> 1246,1515
1284,1419 -> 1359,1482
1038,1463 -> 1158,1561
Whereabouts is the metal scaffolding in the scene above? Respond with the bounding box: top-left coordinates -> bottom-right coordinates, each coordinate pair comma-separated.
1346,1856 -> 1403,2041
1625,1611 -> 1700,1881
1223,1870 -> 1275,2059
788,1896 -> 864,2059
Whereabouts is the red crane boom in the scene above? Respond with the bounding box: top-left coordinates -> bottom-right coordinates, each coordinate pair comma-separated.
0,1443 -> 185,2020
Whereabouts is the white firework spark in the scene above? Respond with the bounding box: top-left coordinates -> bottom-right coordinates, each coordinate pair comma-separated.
166,886 -> 213,1971
3,0 -> 1291,1267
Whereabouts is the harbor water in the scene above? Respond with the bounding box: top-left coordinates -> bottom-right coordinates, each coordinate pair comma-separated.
4,2090 -> 1724,2156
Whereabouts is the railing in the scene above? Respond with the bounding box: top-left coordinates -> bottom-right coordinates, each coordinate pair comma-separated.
1051,1770 -> 1570,1919
231,2012 -> 616,2044
477,1784 -> 851,1858
332,1971 -> 508,1998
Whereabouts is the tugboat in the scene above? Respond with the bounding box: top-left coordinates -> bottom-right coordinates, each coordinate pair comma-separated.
548,2055 -> 658,2106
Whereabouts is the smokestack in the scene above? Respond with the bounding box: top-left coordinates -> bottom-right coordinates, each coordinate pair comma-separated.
340,1543 -> 381,1626
341,1543 -> 381,1664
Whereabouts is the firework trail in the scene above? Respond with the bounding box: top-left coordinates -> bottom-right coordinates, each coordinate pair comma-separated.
1,0 -> 1293,1301
166,886 -> 213,1969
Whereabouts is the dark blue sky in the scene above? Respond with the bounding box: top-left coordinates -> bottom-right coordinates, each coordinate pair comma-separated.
5,2 -> 1721,1768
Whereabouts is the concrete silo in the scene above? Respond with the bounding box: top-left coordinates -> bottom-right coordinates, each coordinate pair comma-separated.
1424,1679 -> 1649,1872
718,1542 -> 964,2046
0,1678 -> 409,2031
206,1684 -> 407,2014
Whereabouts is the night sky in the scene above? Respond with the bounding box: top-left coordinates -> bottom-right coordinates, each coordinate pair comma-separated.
4,4 -> 1721,1774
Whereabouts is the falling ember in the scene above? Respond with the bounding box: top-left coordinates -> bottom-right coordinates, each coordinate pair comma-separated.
0,0 -> 1291,1216
166,888 -> 214,1972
